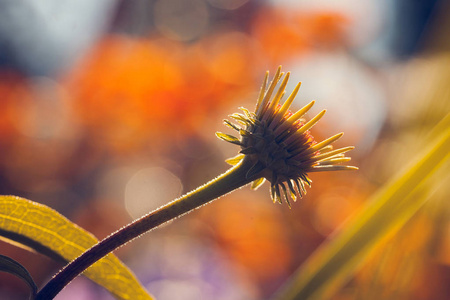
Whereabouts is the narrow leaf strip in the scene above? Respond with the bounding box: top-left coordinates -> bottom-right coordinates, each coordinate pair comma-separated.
0,196 -> 152,300
273,124 -> 450,300
0,254 -> 37,297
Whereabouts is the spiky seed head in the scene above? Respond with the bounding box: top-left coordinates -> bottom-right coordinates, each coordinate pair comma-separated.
216,66 -> 357,207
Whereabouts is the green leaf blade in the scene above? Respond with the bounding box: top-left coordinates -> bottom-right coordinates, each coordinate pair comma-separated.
0,195 -> 153,300
273,122 -> 450,300
0,254 -> 37,298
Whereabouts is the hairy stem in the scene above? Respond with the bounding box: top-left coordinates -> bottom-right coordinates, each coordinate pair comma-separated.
36,159 -> 253,300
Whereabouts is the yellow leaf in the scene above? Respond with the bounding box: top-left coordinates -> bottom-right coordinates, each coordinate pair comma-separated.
0,195 -> 153,300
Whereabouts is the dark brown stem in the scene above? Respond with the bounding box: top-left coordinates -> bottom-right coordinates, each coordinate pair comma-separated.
36,160 -> 253,300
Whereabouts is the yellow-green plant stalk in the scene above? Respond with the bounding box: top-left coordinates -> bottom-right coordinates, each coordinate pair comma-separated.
36,66 -> 356,299
272,116 -> 450,300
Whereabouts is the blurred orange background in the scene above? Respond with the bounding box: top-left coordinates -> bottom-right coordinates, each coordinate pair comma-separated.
0,0 -> 449,299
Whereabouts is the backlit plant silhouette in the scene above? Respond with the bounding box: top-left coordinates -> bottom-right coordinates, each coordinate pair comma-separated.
2,66 -> 356,299
0,65 -> 448,300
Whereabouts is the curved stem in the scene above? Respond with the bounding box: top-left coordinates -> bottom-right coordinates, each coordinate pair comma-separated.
36,159 -> 253,299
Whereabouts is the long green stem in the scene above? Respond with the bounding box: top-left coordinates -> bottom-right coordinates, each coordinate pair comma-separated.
36,159 -> 254,300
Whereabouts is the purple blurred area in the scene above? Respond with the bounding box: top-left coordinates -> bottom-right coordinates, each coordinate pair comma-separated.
0,0 -> 449,299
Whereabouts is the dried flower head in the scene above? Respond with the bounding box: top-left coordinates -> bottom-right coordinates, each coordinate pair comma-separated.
216,66 -> 358,207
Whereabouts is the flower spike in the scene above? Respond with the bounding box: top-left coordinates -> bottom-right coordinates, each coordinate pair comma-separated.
217,67 -> 357,206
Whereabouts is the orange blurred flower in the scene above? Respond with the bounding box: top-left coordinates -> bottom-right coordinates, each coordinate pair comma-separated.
0,71 -> 29,143
65,34 -> 257,152
251,8 -> 349,63
202,192 -> 293,285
